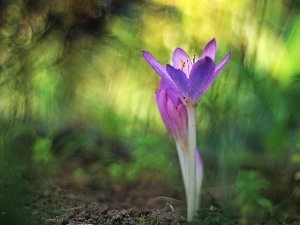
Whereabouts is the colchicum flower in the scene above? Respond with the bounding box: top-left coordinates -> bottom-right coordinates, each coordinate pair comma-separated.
142,38 -> 231,106
142,38 -> 231,222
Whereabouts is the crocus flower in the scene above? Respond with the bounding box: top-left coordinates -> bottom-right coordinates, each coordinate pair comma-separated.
142,38 -> 231,106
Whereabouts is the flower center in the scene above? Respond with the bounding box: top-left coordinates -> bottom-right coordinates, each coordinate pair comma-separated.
179,59 -> 186,70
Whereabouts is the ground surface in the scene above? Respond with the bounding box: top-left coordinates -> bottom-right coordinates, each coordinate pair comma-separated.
19,153 -> 238,225
26,176 -> 238,225
2,150 -> 298,225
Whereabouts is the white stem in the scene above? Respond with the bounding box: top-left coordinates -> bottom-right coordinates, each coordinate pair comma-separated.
186,105 -> 197,222
175,141 -> 188,199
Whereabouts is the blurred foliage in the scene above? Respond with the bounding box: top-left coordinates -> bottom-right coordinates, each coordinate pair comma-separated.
234,170 -> 272,224
0,0 -> 300,223
108,134 -> 180,185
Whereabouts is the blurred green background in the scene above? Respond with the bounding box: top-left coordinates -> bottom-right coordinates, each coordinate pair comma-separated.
0,0 -> 300,224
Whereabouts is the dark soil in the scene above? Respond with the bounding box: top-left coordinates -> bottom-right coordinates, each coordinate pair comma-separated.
24,177 -> 238,225
2,151 -> 298,225
26,177 -> 185,225
15,155 -> 237,225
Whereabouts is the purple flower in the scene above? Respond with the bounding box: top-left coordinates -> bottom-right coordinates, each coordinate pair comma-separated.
142,38 -> 231,106
155,80 -> 188,151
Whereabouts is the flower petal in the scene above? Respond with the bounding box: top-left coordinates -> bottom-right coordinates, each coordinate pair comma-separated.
158,80 -> 179,105
172,48 -> 192,76
188,57 -> 215,103
142,51 -> 168,79
155,88 -> 175,136
142,51 -> 179,94
200,38 -> 216,61
166,96 -> 182,138
177,103 -> 188,138
155,81 -> 187,141
214,52 -> 231,77
166,64 -> 189,98
157,79 -> 169,93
